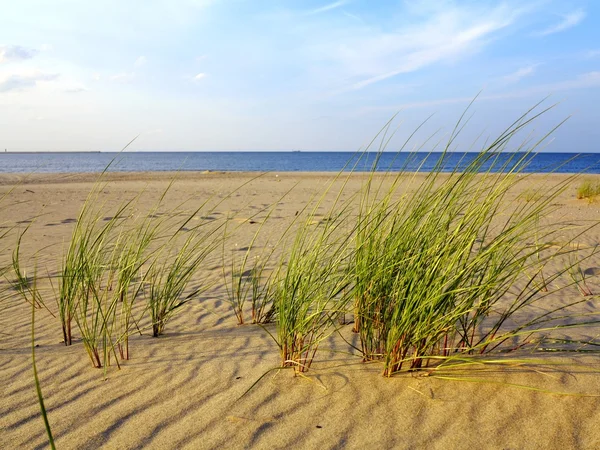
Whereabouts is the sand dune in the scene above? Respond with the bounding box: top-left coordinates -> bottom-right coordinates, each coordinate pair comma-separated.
2,172 -> 600,449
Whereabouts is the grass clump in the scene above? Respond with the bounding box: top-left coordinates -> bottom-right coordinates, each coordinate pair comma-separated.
267,174 -> 357,374
11,228 -> 47,311
53,175 -> 221,368
271,221 -> 351,372
518,188 -> 543,202
223,202 -> 284,325
351,103 -> 586,376
147,223 -> 221,337
225,249 -> 276,325
68,198 -> 133,368
576,179 -> 600,201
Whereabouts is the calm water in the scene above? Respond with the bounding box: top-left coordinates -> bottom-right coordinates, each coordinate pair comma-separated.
1,151 -> 600,174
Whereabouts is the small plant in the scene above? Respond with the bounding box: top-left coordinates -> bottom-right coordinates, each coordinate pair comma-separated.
224,245 -> 254,325
71,202 -> 131,369
576,179 -> 600,201
11,228 -> 45,309
223,215 -> 279,325
112,195 -> 175,360
147,220 -> 222,337
56,185 -> 122,347
568,250 -> 594,297
269,175 -> 356,374
31,297 -> 56,450
519,188 -> 542,202
249,256 -> 276,324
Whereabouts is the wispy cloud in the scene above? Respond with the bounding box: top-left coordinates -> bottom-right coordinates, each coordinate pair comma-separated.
194,72 -> 206,80
586,49 -> 600,59
342,11 -> 362,22
0,71 -> 59,92
110,72 -> 135,83
500,64 -> 538,84
533,9 -> 585,36
324,3 -> 522,92
543,71 -> 600,91
0,45 -> 38,63
307,1 -> 346,16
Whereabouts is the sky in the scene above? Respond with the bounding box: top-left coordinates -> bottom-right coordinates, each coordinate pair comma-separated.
0,0 -> 599,152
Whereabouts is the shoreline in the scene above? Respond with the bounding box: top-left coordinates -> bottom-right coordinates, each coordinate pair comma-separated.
1,170 -> 598,186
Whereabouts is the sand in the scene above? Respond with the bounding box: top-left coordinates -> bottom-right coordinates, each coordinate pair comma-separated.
2,171 -> 600,449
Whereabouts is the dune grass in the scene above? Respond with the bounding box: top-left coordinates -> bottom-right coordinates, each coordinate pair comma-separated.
11,228 -> 49,312
31,296 -> 55,449
69,199 -> 133,368
349,103 -> 596,376
245,102 -> 600,377
225,246 -> 276,325
61,182 -> 228,365
576,179 -> 600,201
223,199 -> 287,325
266,170 -> 359,373
112,208 -> 164,359
147,223 -> 222,337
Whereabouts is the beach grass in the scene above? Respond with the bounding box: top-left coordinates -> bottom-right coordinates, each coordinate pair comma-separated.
223,197 -> 288,325
147,223 -> 222,337
576,179 -> 600,201
267,169 -> 359,373
349,103 -> 598,376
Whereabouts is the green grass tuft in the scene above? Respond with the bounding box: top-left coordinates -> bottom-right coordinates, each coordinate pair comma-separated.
576,179 -> 600,201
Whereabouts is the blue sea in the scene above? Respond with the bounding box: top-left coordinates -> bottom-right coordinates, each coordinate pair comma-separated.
1,151 -> 600,174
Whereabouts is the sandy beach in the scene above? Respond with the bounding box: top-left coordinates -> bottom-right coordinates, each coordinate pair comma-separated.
2,171 -> 600,450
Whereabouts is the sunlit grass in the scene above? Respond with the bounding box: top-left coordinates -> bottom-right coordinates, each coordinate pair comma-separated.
576,179 -> 600,201
350,102 -> 596,376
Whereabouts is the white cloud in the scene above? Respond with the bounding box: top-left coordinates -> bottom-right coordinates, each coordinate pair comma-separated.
533,9 -> 585,36
307,1 -> 346,15
0,71 -> 59,92
501,65 -> 538,84
194,72 -> 206,80
322,3 -> 522,92
134,56 -> 147,67
0,45 -> 38,63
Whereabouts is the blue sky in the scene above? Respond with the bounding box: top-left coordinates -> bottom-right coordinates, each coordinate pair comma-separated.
0,0 -> 599,152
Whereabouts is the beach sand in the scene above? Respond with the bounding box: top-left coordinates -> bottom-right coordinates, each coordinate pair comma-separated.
2,171 -> 600,449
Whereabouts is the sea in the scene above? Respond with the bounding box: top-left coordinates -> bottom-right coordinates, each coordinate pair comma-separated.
1,151 -> 600,174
